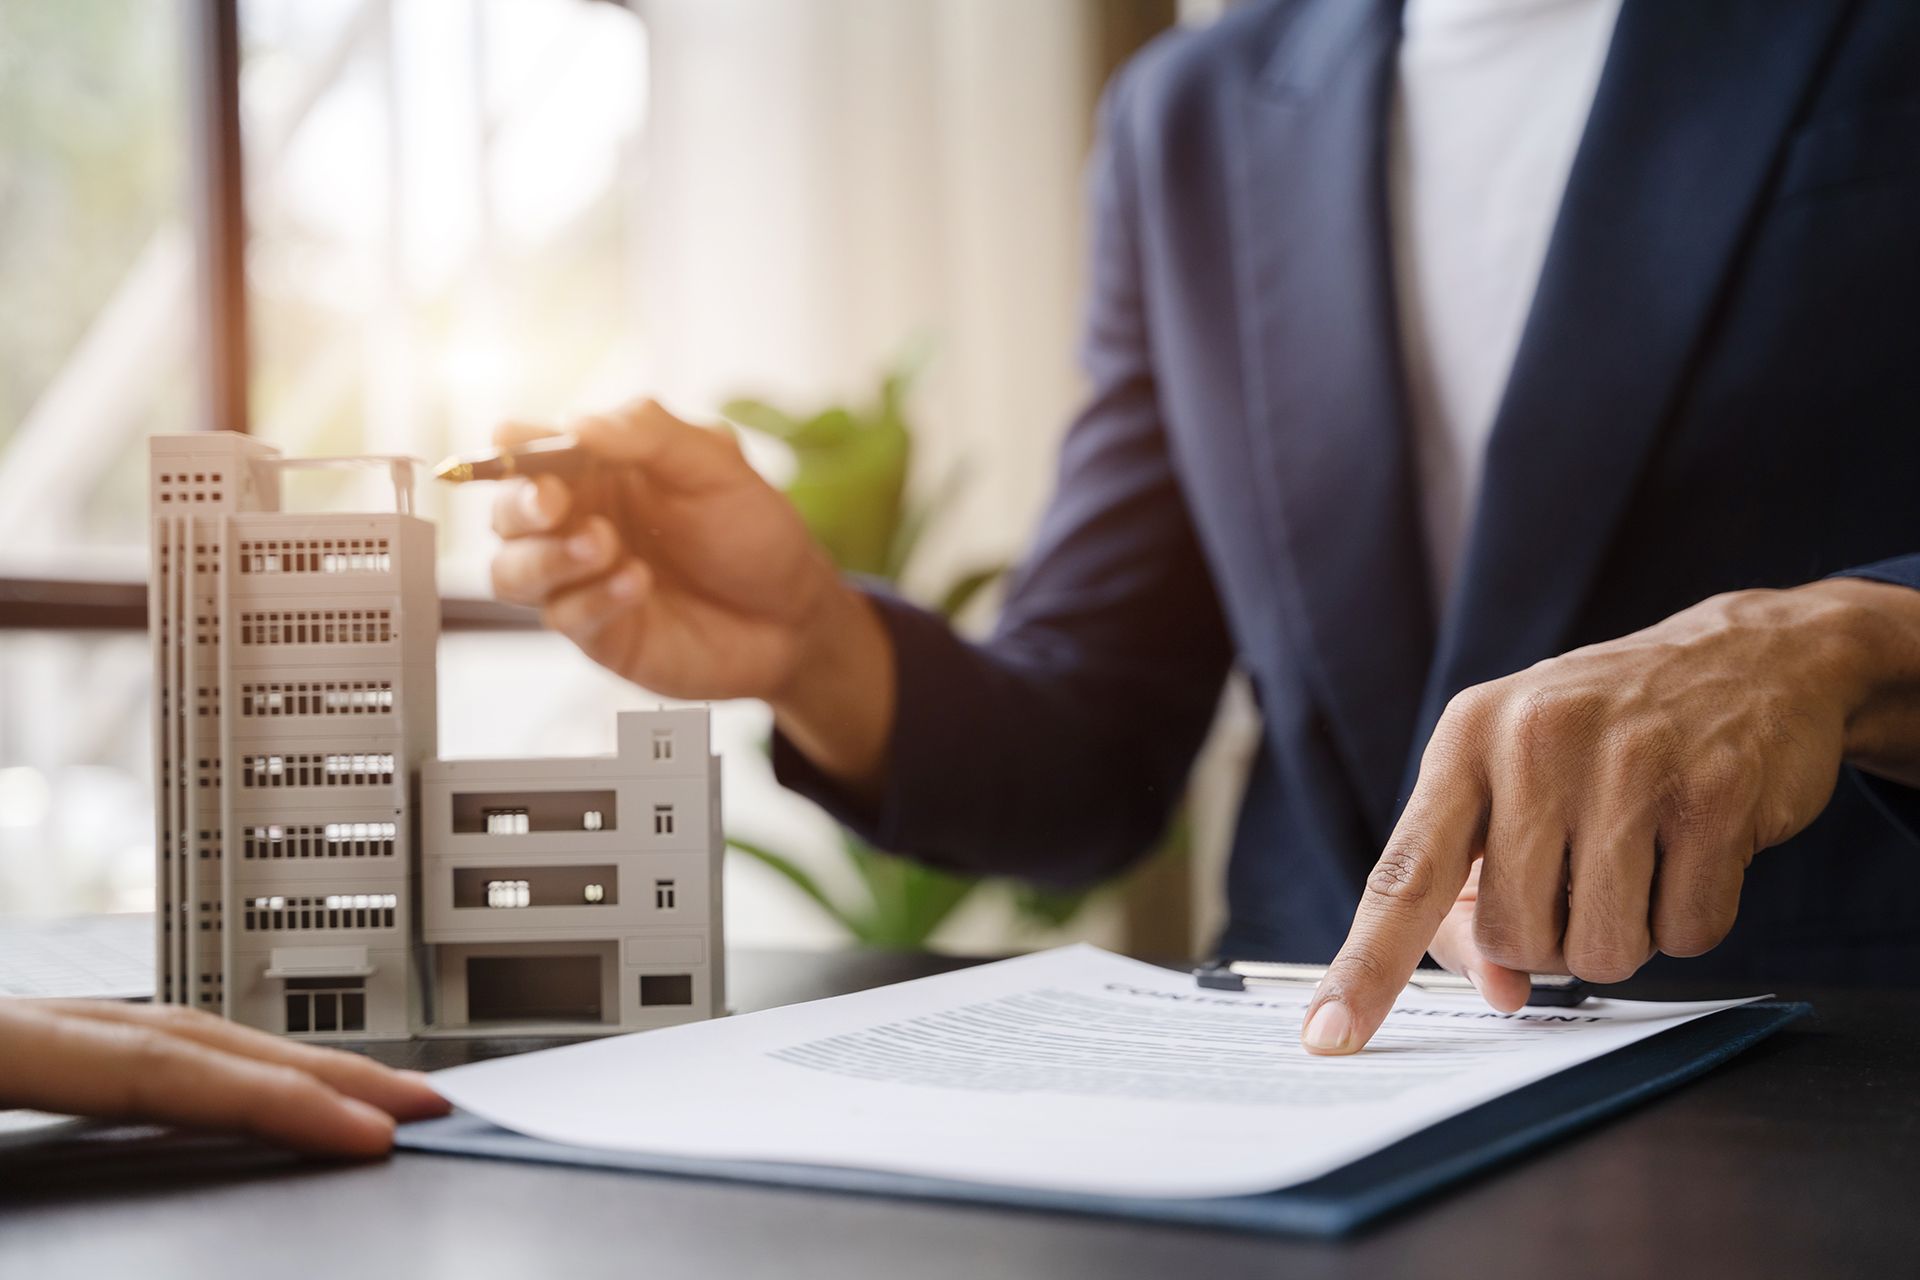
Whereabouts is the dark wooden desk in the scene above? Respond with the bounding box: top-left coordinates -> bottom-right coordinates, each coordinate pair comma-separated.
2,950 -> 1916,1279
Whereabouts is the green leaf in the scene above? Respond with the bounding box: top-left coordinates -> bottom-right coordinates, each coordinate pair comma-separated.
1010,882 -> 1090,930
727,837 -> 862,936
936,563 -> 1010,622
784,407 -> 860,451
882,500 -> 932,583
901,862 -> 977,943
842,834 -> 978,948
881,333 -> 938,420
783,413 -> 910,577
843,834 -> 892,902
884,464 -> 975,581
720,397 -> 804,440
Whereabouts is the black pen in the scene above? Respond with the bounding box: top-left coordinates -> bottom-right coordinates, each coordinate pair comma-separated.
1193,960 -> 1590,1007
433,436 -> 594,484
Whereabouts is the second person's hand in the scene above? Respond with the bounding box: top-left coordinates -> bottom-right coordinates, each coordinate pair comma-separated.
1300,579 -> 1920,1055
0,998 -> 447,1156
486,399 -> 897,797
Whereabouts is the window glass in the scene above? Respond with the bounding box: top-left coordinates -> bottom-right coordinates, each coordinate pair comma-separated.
0,0 -> 193,578
240,0 -> 651,594
0,631 -> 154,914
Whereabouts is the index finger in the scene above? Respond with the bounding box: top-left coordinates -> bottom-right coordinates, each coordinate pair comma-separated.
1302,746 -> 1486,1055
488,421 -> 576,538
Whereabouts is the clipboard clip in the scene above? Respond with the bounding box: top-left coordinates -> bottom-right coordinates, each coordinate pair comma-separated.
1193,960 -> 1590,1008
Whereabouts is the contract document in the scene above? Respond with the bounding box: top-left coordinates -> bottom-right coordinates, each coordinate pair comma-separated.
430,945 -> 1758,1200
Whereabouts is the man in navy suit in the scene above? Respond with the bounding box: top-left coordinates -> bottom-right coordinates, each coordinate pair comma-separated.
490,0 -> 1920,1054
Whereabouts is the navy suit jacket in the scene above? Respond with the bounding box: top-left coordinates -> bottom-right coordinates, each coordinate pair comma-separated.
778,0 -> 1920,983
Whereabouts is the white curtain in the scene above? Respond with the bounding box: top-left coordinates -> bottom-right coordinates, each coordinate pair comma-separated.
630,0 -> 1101,588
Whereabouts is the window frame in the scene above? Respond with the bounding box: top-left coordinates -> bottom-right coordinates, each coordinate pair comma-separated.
0,0 -> 534,636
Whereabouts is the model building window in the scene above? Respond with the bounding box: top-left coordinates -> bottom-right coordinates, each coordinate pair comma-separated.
238,752 -> 395,787
239,538 -> 392,576
654,878 -> 677,910
285,977 -> 367,1034
245,822 -> 397,859
452,790 -> 616,835
651,730 -> 674,761
324,753 -> 396,783
640,974 -> 693,1007
453,865 -> 617,909
485,808 -> 530,835
653,804 -> 674,836
246,894 -> 397,931
486,879 -> 531,908
237,608 -> 393,646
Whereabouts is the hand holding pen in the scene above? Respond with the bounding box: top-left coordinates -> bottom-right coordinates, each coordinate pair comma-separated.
453,401 -> 897,796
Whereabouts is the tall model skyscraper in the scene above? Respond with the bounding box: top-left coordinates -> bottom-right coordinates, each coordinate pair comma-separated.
150,434 -> 438,1041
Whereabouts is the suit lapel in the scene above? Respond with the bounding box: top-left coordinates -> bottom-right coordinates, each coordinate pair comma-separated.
1234,0 -> 1432,843
1407,0 -> 1856,787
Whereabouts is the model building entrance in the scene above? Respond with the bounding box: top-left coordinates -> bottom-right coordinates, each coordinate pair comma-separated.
465,954 -> 605,1024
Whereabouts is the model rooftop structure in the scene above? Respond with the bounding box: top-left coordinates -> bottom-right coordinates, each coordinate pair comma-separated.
149,433 -> 723,1041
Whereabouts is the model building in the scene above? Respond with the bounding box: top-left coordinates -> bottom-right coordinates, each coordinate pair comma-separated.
149,433 -> 723,1041
419,709 -> 725,1034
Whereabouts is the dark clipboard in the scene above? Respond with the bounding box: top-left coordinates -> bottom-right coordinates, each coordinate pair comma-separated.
395,1000 -> 1808,1238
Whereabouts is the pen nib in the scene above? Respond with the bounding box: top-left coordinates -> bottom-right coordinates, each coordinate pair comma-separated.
433,457 -> 474,484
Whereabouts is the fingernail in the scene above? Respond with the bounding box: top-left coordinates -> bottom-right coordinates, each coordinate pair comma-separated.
567,531 -> 600,562
1303,1001 -> 1353,1052
397,1070 -> 452,1115
1466,969 -> 1486,998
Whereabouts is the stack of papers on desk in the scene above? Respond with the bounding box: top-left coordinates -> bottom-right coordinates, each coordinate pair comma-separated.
418,945 -> 1769,1204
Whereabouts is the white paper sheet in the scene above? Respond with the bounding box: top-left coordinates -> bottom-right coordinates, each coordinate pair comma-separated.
429,945 -> 1759,1199
0,913 -> 154,999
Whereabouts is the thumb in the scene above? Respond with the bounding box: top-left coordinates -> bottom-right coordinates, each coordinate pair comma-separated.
1426,861 -> 1531,1013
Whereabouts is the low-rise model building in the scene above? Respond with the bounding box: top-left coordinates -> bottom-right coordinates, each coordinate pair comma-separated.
419,709 -> 725,1034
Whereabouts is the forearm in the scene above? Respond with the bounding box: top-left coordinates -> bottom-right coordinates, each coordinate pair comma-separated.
1796,577 -> 1920,788
768,578 -> 898,806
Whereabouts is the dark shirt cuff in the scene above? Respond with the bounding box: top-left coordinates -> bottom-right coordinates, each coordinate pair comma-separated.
1828,555 -> 1920,846
1828,553 -> 1920,594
